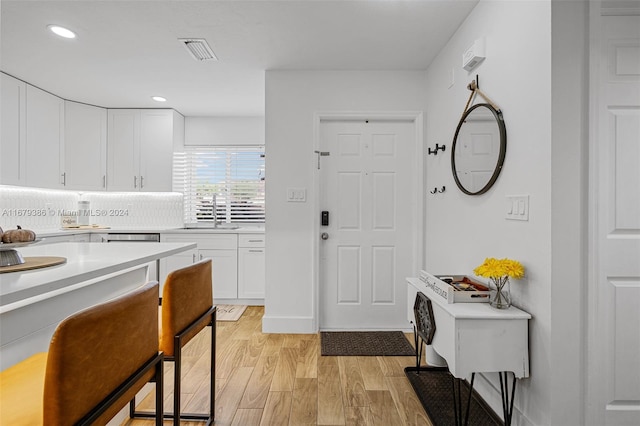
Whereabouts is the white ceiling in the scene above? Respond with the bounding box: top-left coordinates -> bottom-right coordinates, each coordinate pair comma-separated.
1,0 -> 478,117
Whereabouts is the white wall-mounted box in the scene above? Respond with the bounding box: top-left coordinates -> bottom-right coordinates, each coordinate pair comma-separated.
462,38 -> 486,71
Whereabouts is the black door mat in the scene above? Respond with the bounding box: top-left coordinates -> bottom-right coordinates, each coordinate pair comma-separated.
320,331 -> 415,356
405,366 -> 503,426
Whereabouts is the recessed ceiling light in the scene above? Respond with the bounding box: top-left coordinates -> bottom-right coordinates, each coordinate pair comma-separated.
152,96 -> 167,102
48,25 -> 76,39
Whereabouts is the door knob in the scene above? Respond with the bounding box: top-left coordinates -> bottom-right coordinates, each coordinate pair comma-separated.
321,232 -> 329,240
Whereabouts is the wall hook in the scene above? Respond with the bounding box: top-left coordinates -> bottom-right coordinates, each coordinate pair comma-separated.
430,186 -> 446,194
438,186 -> 446,193
428,144 -> 446,155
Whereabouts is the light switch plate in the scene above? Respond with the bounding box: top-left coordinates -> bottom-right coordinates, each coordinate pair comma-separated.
506,195 -> 529,221
287,188 -> 306,202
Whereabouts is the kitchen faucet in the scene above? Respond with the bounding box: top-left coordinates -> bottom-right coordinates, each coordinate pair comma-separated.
211,194 -> 218,228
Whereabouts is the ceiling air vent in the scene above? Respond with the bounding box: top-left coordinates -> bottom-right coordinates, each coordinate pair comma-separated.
179,38 -> 217,61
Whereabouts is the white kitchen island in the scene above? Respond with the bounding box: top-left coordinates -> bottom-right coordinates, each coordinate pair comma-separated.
0,241 -> 196,370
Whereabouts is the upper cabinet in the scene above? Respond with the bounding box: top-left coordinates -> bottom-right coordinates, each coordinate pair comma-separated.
25,85 -> 65,189
64,101 -> 107,191
0,73 -> 27,185
107,109 -> 184,191
1,74 -> 184,192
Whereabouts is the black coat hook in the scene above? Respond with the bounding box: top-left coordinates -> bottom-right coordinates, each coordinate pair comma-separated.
428,144 -> 446,155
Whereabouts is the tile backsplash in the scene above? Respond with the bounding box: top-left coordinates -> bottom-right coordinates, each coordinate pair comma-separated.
0,185 -> 184,231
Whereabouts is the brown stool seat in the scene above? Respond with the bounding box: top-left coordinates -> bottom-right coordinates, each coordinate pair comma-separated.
0,352 -> 47,425
0,281 -> 163,425
130,258 -> 216,425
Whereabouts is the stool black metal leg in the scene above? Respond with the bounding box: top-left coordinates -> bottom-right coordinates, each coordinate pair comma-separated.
155,357 -> 164,426
209,317 -> 216,424
173,341 -> 181,426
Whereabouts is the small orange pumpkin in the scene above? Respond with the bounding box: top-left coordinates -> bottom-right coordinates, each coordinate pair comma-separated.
1,226 -> 36,243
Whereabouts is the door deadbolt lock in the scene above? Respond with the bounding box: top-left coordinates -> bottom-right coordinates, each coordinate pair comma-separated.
321,232 -> 329,240
321,211 -> 329,226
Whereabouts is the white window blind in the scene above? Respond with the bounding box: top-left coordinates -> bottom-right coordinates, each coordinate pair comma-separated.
173,147 -> 265,224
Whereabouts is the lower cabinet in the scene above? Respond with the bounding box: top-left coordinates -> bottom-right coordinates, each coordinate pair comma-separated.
199,248 -> 238,299
160,233 -> 263,302
238,234 -> 265,298
160,248 -> 198,293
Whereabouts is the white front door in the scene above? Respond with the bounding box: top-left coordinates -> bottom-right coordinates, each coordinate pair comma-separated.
319,120 -> 416,330
589,15 -> 640,426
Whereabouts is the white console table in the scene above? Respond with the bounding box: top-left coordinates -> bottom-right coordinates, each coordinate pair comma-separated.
406,277 -> 531,425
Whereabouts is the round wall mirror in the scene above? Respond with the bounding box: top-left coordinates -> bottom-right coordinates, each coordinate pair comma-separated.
451,103 -> 506,195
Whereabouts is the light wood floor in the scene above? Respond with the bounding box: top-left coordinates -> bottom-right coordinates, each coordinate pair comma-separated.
122,306 -> 432,426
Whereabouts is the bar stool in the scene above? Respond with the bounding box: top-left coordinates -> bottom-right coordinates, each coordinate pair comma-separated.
130,258 -> 216,426
0,281 -> 163,425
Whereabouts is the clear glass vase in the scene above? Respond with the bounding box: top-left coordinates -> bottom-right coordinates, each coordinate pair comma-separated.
490,276 -> 511,309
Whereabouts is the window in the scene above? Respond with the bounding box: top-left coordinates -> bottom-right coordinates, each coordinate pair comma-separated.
173,147 -> 265,224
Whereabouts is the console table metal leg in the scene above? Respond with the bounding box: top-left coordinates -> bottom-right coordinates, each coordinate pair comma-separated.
412,322 -> 425,371
499,371 -> 517,426
451,373 -> 475,426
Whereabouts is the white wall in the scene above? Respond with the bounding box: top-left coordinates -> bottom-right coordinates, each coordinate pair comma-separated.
424,0 -> 587,425
264,2 -> 589,425
264,70 -> 426,332
184,116 -> 265,146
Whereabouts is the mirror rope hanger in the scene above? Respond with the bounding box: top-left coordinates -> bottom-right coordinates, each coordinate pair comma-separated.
461,77 -> 502,121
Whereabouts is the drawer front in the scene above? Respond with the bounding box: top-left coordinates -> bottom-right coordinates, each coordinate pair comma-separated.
161,233 -> 238,249
238,234 -> 265,248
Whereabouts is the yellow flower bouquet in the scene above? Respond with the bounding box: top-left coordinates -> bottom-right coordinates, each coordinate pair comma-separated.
474,258 -> 524,309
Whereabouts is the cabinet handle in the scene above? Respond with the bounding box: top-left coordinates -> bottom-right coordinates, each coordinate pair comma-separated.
248,240 -> 263,243
134,176 -> 137,188
200,253 -> 203,260
193,253 -> 196,263
61,172 -> 66,186
249,249 -> 264,253
103,175 -> 106,188
140,175 -> 144,188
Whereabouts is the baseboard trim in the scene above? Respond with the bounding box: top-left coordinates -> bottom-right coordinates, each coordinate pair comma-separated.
262,315 -> 316,333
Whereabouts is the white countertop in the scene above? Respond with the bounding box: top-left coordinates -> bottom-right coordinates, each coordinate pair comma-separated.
0,241 -> 196,308
34,225 -> 265,238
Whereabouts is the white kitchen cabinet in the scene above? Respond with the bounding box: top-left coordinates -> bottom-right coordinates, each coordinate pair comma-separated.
25,85 -> 65,189
159,248 -> 198,294
160,233 -> 239,301
107,109 -> 183,191
64,101 -> 107,190
106,109 -> 137,191
1,73 -> 27,185
199,248 -> 238,299
238,234 -> 265,298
